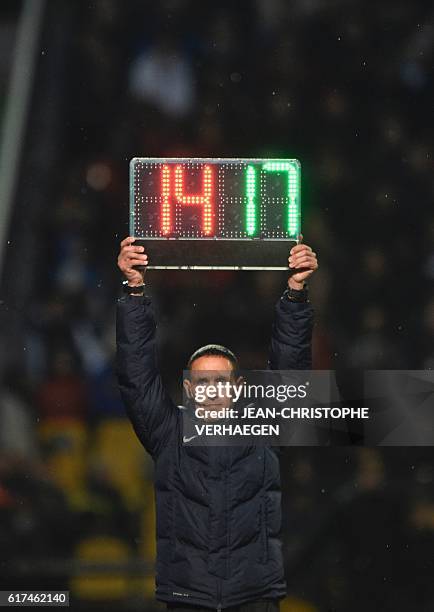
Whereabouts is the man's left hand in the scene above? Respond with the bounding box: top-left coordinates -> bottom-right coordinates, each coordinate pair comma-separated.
287,235 -> 318,290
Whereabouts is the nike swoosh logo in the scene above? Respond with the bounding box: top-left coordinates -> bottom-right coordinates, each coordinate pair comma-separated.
183,435 -> 197,443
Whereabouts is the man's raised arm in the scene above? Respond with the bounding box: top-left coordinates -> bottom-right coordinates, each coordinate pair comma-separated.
268,239 -> 318,370
115,237 -> 178,459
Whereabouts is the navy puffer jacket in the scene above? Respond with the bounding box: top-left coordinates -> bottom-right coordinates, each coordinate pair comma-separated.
115,292 -> 314,610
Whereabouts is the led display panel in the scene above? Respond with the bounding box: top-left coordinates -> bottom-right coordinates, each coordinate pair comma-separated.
130,158 -> 301,269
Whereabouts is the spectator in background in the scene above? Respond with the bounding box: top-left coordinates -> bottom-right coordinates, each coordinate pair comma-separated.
0,367 -> 38,461
128,34 -> 196,119
35,348 -> 88,422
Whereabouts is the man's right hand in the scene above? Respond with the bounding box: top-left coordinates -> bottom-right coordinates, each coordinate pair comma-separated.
117,236 -> 148,285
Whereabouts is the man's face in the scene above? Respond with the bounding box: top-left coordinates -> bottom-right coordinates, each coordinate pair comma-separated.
184,355 -> 239,419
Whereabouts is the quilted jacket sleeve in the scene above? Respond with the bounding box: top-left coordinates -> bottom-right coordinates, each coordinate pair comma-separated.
268,292 -> 314,370
115,294 -> 178,459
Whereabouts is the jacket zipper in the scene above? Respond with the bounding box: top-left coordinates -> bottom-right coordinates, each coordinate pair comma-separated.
216,577 -> 222,611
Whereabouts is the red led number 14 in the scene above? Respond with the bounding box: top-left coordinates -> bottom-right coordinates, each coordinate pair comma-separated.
161,164 -> 214,235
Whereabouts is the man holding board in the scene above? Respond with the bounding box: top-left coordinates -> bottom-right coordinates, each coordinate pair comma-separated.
115,234 -> 318,611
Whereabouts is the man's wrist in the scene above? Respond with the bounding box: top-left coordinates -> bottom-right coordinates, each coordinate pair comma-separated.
288,278 -> 305,290
122,279 -> 145,296
284,281 -> 309,303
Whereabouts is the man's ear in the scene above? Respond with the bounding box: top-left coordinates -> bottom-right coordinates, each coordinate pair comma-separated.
183,378 -> 193,400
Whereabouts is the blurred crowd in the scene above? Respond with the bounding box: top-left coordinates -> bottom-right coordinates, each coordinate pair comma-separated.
0,0 -> 433,610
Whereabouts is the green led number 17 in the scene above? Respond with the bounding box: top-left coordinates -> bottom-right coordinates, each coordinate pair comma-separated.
245,161 -> 300,238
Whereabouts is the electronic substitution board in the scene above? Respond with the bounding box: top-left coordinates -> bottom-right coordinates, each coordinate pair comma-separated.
130,158 -> 301,269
